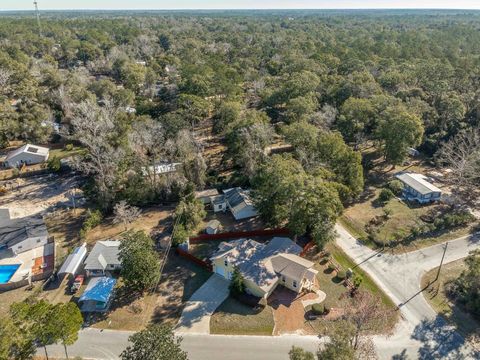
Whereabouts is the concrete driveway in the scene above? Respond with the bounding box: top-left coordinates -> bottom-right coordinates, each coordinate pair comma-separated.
176,274 -> 229,334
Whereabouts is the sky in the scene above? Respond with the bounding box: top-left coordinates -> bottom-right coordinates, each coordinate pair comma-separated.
2,0 -> 480,11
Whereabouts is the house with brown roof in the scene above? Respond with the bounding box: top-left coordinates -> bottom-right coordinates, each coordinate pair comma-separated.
210,237 -> 318,299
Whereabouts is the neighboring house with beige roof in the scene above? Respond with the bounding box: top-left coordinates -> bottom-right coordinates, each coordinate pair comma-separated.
211,237 -> 318,298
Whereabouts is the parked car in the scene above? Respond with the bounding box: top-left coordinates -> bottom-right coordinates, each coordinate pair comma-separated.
71,274 -> 84,294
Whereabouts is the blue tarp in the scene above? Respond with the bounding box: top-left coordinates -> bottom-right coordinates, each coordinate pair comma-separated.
79,276 -> 116,303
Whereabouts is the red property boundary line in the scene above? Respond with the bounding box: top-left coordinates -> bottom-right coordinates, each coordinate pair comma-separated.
176,248 -> 213,271
189,228 -> 291,243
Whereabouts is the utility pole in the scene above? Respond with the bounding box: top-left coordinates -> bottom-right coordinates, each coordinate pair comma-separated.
435,242 -> 449,282
33,1 -> 43,37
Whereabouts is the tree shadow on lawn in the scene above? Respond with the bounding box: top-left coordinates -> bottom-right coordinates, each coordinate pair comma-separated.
411,315 -> 480,360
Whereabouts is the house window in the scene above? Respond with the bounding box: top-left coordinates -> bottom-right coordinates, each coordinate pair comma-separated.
224,260 -> 228,267
218,204 -> 223,209
37,239 -> 42,243
293,280 -> 297,288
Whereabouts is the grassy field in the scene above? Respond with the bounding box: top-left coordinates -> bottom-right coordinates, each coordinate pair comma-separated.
421,259 -> 479,338
325,243 -> 396,309
211,297 -> 275,335
341,188 -> 475,253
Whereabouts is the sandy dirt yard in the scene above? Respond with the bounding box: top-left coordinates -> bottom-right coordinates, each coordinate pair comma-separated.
0,173 -> 84,218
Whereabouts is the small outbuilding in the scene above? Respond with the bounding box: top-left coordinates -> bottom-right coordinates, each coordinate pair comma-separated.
58,243 -> 87,278
395,172 -> 442,204
206,219 -> 221,235
211,188 -> 258,220
3,144 -> 49,168
78,276 -> 116,312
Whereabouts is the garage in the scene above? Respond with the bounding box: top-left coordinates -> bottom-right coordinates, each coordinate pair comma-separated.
215,265 -> 226,278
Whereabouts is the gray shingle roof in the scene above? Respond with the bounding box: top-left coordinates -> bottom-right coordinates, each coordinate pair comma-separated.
212,237 -> 305,294
0,216 -> 48,248
84,241 -> 121,271
396,172 -> 441,195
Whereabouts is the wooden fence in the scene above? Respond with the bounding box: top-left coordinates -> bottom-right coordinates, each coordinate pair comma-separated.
189,228 -> 291,243
176,248 -> 213,271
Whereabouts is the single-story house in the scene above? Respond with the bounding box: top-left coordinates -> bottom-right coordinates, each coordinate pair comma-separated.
3,144 -> 49,168
211,187 -> 258,220
141,162 -> 181,177
84,241 -> 121,277
78,276 -> 117,312
0,216 -> 49,255
211,237 -> 318,299
195,189 -> 220,204
395,172 -> 442,204
58,243 -> 87,278
206,219 -> 221,235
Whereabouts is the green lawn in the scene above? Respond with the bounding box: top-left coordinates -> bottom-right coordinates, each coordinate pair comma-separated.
210,297 -> 275,335
341,188 -> 475,252
325,243 -> 396,309
49,146 -> 86,160
421,259 -> 479,338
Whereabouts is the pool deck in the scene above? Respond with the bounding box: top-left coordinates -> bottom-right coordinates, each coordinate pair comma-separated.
0,242 -> 55,283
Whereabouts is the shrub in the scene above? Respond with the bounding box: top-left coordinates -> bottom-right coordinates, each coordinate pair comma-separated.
388,180 -> 404,195
311,303 -> 325,315
379,188 -> 394,202
336,270 -> 346,280
353,275 -> 363,288
327,263 -> 336,271
80,209 -> 103,239
172,223 -> 189,246
229,267 -> 245,297
47,156 -> 62,172
65,143 -> 74,151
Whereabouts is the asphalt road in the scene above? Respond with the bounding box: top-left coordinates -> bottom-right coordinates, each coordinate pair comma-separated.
45,330 -> 322,360
335,224 -> 480,359
44,226 -> 480,360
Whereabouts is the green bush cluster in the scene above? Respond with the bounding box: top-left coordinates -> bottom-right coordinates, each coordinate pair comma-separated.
387,180 -> 404,195
336,270 -> 346,280
311,303 -> 325,315
379,188 -> 395,202
47,156 -> 61,172
409,210 -> 475,238
80,209 -> 103,239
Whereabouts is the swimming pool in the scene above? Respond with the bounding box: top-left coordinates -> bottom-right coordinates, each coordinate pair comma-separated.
0,264 -> 21,284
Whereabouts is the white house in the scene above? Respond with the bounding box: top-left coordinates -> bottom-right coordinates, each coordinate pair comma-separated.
211,188 -> 258,220
84,241 -> 121,277
3,144 -> 49,168
0,216 -> 49,255
211,237 -> 318,299
141,162 -> 181,177
395,172 -> 442,204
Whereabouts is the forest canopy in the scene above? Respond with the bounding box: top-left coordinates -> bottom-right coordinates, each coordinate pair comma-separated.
0,10 -> 479,209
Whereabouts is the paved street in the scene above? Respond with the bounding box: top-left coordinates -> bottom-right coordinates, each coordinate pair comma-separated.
335,224 -> 480,359
176,274 -> 230,334
45,329 -> 322,360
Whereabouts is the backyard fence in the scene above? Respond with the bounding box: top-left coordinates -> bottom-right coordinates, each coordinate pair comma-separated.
176,248 -> 213,271
189,228 -> 290,243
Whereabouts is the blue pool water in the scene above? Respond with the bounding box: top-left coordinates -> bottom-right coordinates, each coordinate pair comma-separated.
0,264 -> 20,284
